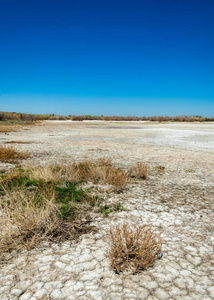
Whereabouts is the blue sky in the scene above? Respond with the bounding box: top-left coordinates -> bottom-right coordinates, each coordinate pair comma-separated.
0,0 -> 213,116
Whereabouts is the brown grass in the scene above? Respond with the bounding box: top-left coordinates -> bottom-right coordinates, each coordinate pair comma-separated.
0,190 -> 58,252
0,177 -> 96,255
0,119 -> 40,133
0,190 -> 94,255
0,159 -> 128,255
0,145 -> 30,162
0,159 -> 150,258
0,125 -> 18,133
0,122 -> 35,133
130,162 -> 148,179
28,158 -> 129,192
108,223 -> 162,273
4,141 -> 33,144
107,169 -> 128,192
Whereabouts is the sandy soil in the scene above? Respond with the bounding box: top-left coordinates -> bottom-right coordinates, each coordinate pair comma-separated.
0,121 -> 214,300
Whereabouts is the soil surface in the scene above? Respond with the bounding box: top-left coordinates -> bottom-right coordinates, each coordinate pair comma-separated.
0,121 -> 214,300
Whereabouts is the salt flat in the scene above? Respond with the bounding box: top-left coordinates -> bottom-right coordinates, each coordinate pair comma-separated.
0,121 -> 214,300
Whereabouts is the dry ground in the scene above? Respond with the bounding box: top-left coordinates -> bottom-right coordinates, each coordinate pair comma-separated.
0,121 -> 214,300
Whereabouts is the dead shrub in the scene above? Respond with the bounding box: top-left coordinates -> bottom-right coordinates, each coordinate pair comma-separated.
108,223 -> 162,273
0,145 -> 30,162
130,162 -> 148,179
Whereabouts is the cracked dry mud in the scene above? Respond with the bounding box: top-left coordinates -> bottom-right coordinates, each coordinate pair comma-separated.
0,121 -> 214,300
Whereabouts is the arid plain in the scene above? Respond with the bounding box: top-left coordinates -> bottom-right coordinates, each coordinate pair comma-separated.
0,121 -> 214,300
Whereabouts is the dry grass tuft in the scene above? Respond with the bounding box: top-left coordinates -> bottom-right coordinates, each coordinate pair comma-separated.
107,169 -> 128,192
72,160 -> 94,182
108,223 -> 162,273
0,145 -> 30,162
130,162 -> 148,179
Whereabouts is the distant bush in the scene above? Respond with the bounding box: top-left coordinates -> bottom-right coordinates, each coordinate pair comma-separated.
0,112 -> 8,121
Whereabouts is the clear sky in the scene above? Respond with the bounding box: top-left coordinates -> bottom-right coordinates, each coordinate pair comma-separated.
0,0 -> 213,116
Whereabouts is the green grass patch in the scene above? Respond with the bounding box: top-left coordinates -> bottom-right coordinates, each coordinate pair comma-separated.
98,202 -> 125,216
0,171 -> 99,220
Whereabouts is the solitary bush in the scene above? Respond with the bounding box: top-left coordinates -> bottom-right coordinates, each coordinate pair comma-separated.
108,223 -> 162,273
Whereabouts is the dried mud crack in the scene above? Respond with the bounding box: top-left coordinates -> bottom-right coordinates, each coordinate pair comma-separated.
0,121 -> 214,300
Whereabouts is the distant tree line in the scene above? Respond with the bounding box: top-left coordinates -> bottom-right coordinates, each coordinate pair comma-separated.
71,115 -> 214,122
0,111 -> 213,122
0,112 -> 68,121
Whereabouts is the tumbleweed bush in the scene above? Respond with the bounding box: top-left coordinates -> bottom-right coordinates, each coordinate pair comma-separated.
108,223 -> 162,273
